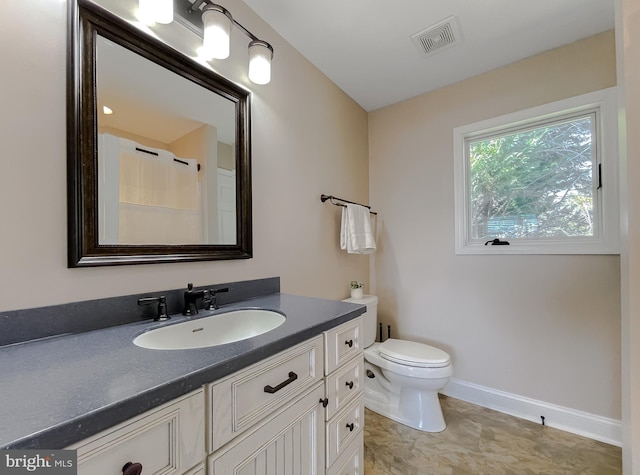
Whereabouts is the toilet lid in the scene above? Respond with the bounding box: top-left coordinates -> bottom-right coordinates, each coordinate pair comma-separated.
378,339 -> 450,368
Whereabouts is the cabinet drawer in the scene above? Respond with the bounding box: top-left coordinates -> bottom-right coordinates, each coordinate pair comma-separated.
209,335 -> 324,452
209,383 -> 325,475
326,396 -> 364,467
325,355 -> 364,420
324,317 -> 363,376
69,390 -> 204,475
326,430 -> 364,475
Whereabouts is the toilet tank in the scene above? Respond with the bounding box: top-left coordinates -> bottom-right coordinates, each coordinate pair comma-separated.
342,295 -> 378,347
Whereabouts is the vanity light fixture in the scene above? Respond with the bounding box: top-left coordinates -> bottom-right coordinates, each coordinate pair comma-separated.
247,40 -> 272,85
138,0 -> 173,25
186,1 -> 273,84
202,5 -> 232,59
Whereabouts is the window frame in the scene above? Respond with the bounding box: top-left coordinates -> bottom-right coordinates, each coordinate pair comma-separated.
453,87 -> 619,255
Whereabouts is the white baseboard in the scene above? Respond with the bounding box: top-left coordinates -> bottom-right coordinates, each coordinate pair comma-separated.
441,378 -> 621,447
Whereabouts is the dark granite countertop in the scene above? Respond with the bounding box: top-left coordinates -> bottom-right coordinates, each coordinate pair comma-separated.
0,293 -> 365,449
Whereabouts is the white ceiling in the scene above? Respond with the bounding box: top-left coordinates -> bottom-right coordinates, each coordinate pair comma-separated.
242,0 -> 615,112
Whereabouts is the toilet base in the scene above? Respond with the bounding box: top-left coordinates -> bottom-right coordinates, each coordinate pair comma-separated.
363,364 -> 447,432
364,388 -> 446,432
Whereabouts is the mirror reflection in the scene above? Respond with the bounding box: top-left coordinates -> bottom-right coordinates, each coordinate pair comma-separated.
96,36 -> 237,246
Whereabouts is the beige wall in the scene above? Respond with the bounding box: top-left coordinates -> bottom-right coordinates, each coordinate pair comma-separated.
169,125 -> 214,168
617,0 -> 640,471
369,31 -> 621,421
0,0 -> 369,312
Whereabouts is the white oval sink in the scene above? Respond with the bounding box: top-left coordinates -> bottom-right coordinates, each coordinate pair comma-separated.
133,309 -> 286,350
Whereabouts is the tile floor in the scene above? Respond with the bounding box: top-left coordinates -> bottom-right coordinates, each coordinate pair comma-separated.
363,395 -> 621,474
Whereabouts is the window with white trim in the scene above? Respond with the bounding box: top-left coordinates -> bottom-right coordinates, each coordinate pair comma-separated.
453,88 -> 619,254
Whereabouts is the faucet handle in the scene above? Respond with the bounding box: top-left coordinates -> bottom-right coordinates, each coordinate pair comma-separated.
157,296 -> 168,320
203,290 -> 214,311
138,296 -> 170,321
205,287 -> 230,310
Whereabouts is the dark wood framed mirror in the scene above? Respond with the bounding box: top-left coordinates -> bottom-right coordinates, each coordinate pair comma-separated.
67,0 -> 252,267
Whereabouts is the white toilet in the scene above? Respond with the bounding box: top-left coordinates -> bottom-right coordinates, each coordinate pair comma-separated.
344,295 -> 452,432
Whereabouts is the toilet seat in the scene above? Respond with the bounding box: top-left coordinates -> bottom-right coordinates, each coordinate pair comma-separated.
378,339 -> 450,368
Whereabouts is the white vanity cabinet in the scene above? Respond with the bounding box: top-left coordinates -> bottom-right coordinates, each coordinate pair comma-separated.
68,390 -> 205,475
208,383 -> 326,474
207,336 -> 325,474
207,336 -> 324,453
66,316 -> 365,475
207,319 -> 365,475
322,317 -> 365,475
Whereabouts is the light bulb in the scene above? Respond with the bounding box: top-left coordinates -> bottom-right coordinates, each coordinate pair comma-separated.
202,8 -> 232,60
248,41 -> 272,85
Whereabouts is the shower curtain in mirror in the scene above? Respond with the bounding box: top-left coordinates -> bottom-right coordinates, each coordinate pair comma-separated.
98,134 -> 203,245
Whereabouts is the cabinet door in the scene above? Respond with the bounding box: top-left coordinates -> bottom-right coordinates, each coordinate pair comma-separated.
326,431 -> 363,475
70,390 -> 204,475
324,318 -> 363,376
325,355 -> 364,420
209,336 -> 323,452
209,384 -> 325,475
326,397 -> 364,467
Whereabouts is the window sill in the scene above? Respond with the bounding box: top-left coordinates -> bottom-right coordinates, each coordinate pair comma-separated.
455,241 -> 620,255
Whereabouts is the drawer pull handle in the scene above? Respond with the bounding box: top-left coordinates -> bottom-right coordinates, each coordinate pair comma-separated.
346,422 -> 355,432
122,462 -> 143,475
345,339 -> 354,348
264,371 -> 298,393
319,397 -> 329,407
345,380 -> 354,389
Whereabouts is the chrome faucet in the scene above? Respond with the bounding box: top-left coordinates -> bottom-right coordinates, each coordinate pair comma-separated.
182,283 -> 205,316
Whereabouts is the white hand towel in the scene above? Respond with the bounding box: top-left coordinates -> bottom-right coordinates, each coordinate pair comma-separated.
340,203 -> 376,254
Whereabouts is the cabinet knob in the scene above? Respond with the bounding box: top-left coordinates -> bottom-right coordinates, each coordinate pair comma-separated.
319,398 -> 329,408
122,462 -> 143,475
346,422 -> 355,432
345,339 -> 354,348
345,381 -> 354,389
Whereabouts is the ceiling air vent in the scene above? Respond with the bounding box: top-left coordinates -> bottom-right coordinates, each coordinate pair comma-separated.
411,16 -> 461,57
